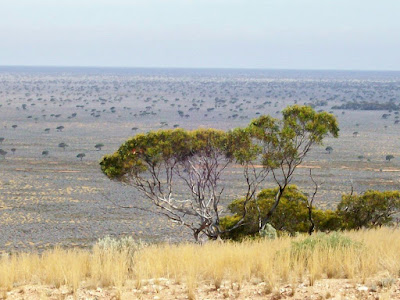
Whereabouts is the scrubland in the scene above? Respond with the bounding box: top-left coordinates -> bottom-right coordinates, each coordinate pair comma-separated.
1,227 -> 400,299
1,68 -> 400,250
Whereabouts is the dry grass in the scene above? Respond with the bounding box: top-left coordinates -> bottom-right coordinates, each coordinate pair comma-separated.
1,227 -> 400,297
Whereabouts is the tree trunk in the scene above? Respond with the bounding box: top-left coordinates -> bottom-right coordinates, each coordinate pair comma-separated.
260,187 -> 284,230
307,206 -> 315,235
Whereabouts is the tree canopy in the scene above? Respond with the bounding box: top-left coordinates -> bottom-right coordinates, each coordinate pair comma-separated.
100,105 -> 339,241
338,190 -> 400,229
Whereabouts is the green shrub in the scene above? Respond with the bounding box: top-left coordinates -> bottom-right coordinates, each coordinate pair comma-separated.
220,185 -> 345,240
220,185 -> 310,239
337,190 -> 400,229
291,232 -> 360,255
313,209 -> 343,231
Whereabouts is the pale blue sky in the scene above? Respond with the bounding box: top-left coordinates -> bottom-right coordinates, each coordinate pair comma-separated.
1,0 -> 399,70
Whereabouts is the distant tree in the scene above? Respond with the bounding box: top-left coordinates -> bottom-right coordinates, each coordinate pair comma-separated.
11,125 -> 17,130
42,150 -> 49,157
0,149 -> 7,158
11,148 -> 16,154
58,142 -> 68,150
353,131 -> 359,137
95,143 -> 104,151
76,153 -> 86,161
325,146 -> 333,154
56,126 -> 64,132
386,155 -> 394,162
357,155 -> 365,161
0,137 -> 4,144
44,128 -> 50,133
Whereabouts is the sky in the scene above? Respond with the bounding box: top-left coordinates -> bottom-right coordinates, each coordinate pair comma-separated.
0,0 -> 400,70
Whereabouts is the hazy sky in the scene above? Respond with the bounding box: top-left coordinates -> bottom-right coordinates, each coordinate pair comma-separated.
1,0 -> 400,70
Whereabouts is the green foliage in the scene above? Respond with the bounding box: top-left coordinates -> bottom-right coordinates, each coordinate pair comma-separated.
225,127 -> 260,164
337,190 -> 400,229
281,105 -> 339,142
222,188 -> 400,239
100,128 -> 231,179
332,101 -> 400,111
247,105 -> 339,171
100,105 -> 340,240
221,185 -> 348,240
221,186 -> 311,239
291,232 -> 360,256
313,209 -> 343,232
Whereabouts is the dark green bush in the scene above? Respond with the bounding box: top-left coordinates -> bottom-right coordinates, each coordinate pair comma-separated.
221,185 -> 344,240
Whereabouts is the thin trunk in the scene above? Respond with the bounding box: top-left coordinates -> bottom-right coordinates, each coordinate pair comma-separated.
260,186 -> 284,230
307,206 -> 315,235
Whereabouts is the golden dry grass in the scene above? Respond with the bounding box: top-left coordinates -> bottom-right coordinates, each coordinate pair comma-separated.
1,227 -> 400,297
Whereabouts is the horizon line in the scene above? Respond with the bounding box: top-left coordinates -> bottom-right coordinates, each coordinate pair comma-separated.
1,65 -> 400,73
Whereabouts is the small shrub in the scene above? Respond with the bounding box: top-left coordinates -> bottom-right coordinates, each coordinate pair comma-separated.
96,236 -> 147,257
291,232 -> 360,255
259,223 -> 277,240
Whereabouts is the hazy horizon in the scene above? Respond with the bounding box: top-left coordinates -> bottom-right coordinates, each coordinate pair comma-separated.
1,0 -> 400,71
1,65 -> 400,73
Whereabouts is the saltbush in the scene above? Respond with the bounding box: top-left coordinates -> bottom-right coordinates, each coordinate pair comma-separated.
96,235 -> 147,257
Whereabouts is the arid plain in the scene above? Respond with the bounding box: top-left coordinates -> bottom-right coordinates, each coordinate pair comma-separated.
0,67 -> 399,251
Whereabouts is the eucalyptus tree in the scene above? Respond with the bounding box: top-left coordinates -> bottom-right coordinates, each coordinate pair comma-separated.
58,142 -> 68,150
103,129 -> 214,240
247,105 -> 339,231
0,149 -> 7,158
101,128 -> 256,241
77,153 -> 86,161
95,143 -> 104,151
338,190 -> 400,229
100,105 -> 339,240
386,155 -> 394,162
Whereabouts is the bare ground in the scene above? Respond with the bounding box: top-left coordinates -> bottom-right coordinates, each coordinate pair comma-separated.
2,277 -> 400,300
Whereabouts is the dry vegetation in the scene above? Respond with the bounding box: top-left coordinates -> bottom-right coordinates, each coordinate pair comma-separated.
1,227 -> 400,299
1,68 -> 400,250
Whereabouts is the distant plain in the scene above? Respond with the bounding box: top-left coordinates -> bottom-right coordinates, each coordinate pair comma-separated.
0,67 -> 399,251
